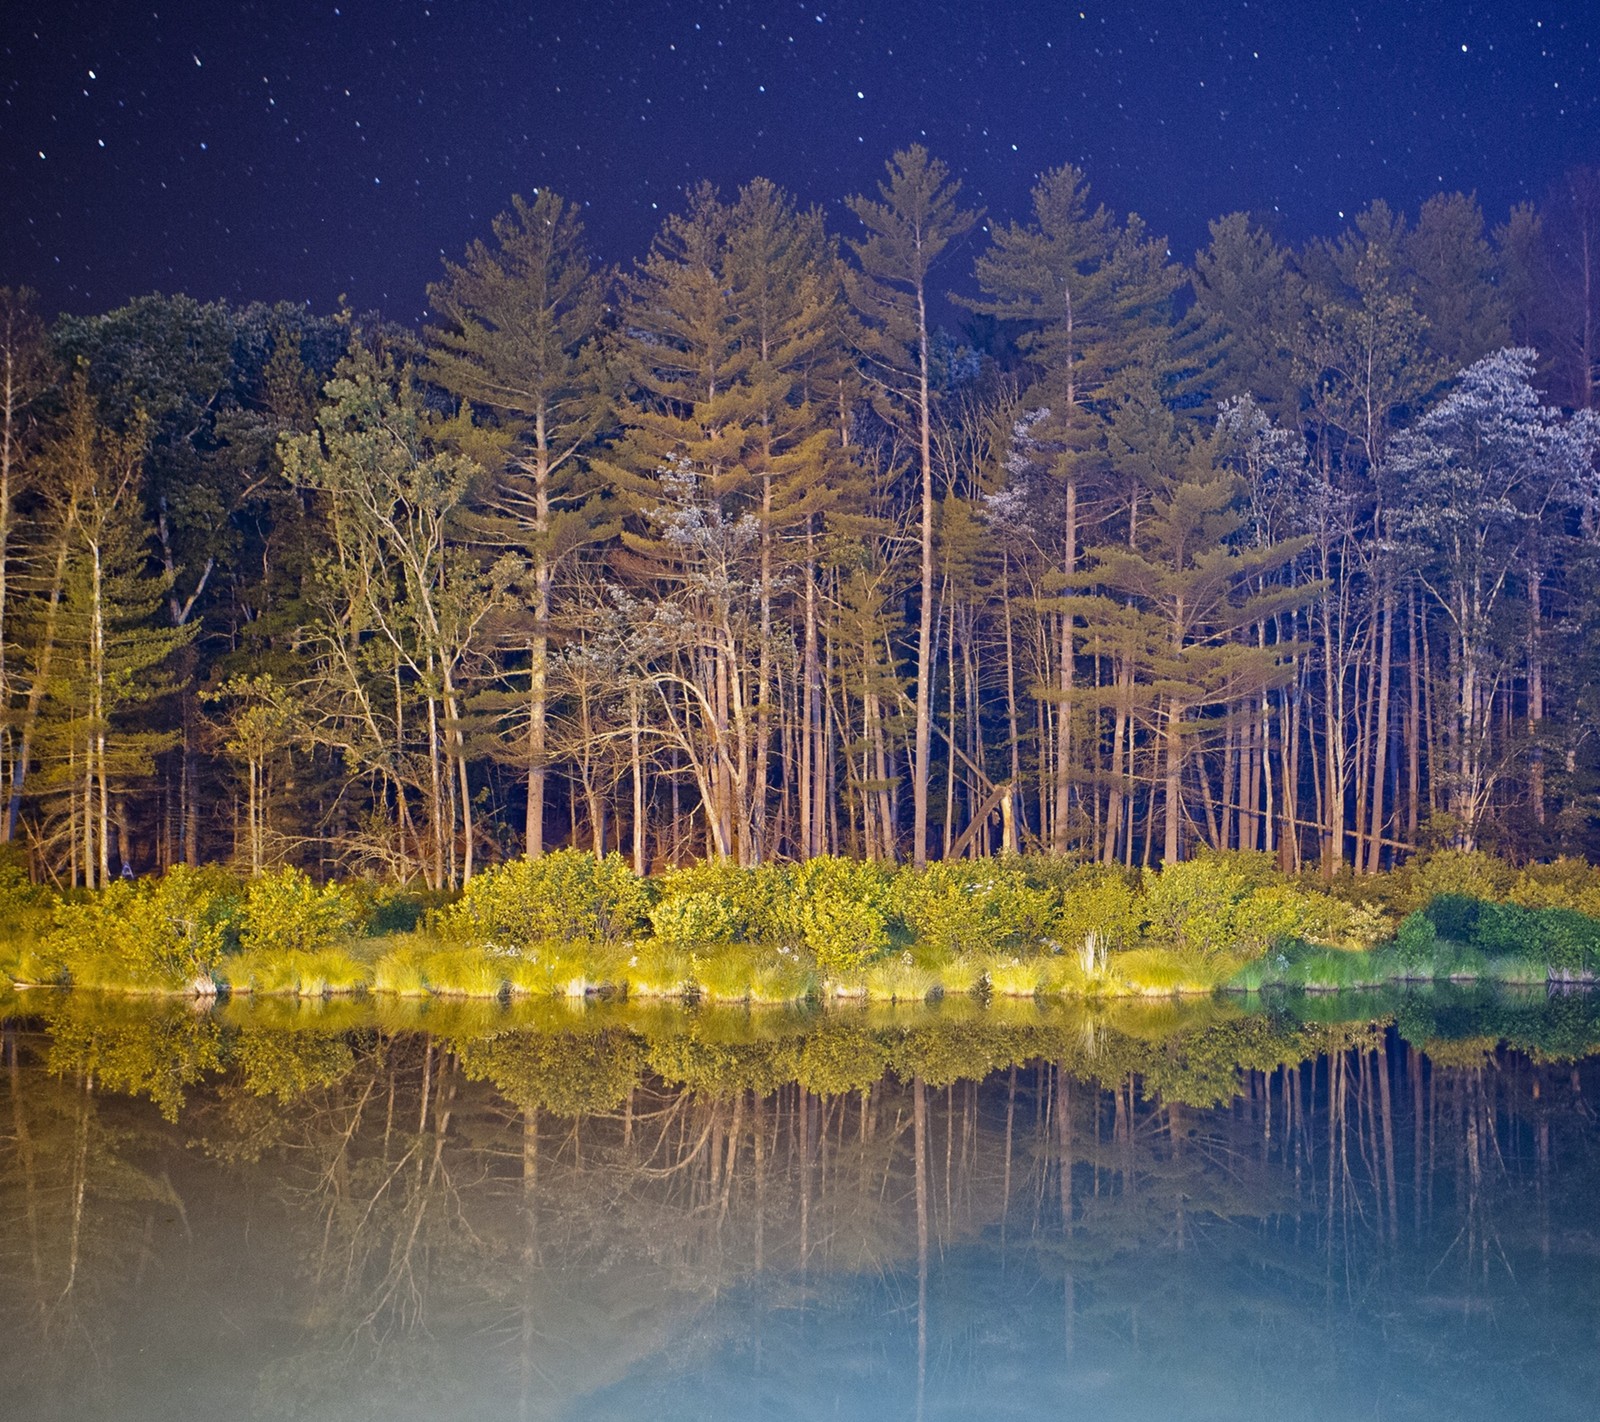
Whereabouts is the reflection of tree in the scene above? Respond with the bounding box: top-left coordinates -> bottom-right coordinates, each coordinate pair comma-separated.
5,996 -> 1600,1417
0,1023 -> 181,1414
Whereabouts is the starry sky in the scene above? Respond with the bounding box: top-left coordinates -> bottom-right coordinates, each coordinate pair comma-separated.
4,0 -> 1598,322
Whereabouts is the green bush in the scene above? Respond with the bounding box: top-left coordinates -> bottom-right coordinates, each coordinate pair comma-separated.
1424,893 -> 1483,943
1392,909 -> 1438,969
239,867 -> 362,957
1536,908 -> 1600,976
343,880 -> 453,935
1469,899 -> 1539,957
441,848 -> 653,950
48,865 -> 242,990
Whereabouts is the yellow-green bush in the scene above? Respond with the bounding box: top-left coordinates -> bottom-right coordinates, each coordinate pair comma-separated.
1404,848 -> 1516,910
647,861 -> 796,948
441,848 -> 653,950
1138,854 -> 1309,968
1509,858 -> 1600,918
46,865 -> 241,991
1055,869 -> 1141,955
793,856 -> 897,975
239,867 -> 362,957
891,859 -> 1058,957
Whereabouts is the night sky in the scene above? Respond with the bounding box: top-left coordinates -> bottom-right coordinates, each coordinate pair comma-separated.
4,0 -> 1598,322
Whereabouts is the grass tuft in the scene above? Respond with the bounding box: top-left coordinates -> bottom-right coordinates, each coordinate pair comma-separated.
863,955 -> 939,1004
421,947 -> 509,999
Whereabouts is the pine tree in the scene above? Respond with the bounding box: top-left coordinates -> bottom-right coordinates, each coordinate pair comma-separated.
1073,428 -> 1309,863
846,146 -> 978,867
32,379 -> 192,885
426,190 -> 614,859
968,164 -> 1181,852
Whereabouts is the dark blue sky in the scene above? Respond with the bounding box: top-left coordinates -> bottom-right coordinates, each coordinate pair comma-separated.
4,0 -> 1598,320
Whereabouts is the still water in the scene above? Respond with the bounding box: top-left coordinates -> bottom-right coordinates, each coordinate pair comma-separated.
4,986 -> 1600,1421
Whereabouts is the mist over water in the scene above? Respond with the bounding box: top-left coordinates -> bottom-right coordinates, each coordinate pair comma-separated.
4,989 -> 1599,1421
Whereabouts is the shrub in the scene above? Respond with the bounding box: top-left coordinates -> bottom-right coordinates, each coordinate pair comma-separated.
1510,859 -> 1600,918
1537,908 -> 1600,976
1139,856 -> 1309,966
344,880 -> 453,935
1424,893 -> 1483,943
646,862 -> 796,948
1392,909 -> 1438,970
1056,870 -> 1140,955
891,859 -> 1058,957
1296,895 -> 1395,950
48,865 -> 241,990
792,856 -> 897,976
1406,849 -> 1515,910
441,849 -> 653,950
1469,900 -> 1539,957
239,867 -> 362,957
0,860 -> 53,943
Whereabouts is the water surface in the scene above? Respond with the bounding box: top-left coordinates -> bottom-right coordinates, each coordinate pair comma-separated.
4,987 -> 1599,1420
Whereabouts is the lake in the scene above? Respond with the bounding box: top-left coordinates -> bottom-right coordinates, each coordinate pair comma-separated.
4,985 -> 1600,1420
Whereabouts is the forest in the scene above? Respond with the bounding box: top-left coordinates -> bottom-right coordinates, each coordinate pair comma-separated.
4,149 -> 1600,891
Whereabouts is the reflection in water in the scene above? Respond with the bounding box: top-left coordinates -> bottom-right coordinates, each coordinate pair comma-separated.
2,990 -> 1600,1420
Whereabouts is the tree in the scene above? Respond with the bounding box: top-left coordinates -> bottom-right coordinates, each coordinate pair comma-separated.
281,347 -> 512,886
1390,348 -> 1598,847
1073,425 -> 1308,863
32,378 -> 191,885
969,165 -> 1182,853
600,179 -> 854,862
426,190 -> 614,859
846,147 -> 978,866
0,289 -> 49,842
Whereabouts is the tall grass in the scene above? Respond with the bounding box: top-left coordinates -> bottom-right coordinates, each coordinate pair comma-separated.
862,955 -> 939,1004
372,946 -> 431,997
420,947 -> 509,999
985,956 -> 1049,998
1108,948 -> 1232,996
619,946 -> 695,1000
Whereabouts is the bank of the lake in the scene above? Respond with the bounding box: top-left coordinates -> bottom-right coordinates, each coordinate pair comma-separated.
5,847 -> 1600,1007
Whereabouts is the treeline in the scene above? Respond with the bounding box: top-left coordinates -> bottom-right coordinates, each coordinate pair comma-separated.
5,152 -> 1600,886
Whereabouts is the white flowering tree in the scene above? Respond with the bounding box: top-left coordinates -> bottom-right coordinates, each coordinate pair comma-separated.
1390,348 -> 1599,846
